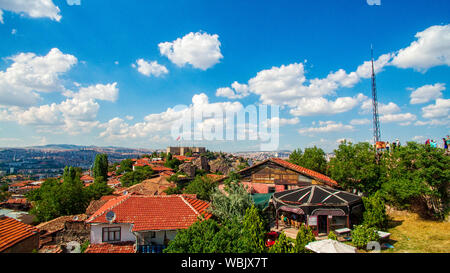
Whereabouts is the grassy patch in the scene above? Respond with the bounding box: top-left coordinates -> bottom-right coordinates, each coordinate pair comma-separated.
382,210 -> 450,253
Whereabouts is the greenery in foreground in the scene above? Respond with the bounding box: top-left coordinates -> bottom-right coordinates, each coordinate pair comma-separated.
290,141 -> 449,220
26,154 -> 113,223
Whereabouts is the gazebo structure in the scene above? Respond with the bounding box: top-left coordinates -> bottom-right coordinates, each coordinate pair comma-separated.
272,185 -> 364,236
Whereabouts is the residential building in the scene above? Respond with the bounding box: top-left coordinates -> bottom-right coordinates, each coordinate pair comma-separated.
217,158 -> 338,194
0,215 -> 40,253
86,194 -> 212,253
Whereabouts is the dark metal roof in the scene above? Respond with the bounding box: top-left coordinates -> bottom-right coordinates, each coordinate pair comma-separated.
273,185 -> 362,207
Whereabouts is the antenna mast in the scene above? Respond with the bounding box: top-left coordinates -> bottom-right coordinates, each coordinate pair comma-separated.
371,45 -> 381,144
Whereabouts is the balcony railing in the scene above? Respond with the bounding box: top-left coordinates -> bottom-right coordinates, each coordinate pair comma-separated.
138,244 -> 166,253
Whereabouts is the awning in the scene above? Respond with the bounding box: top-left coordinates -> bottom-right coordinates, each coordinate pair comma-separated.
279,206 -> 305,214
311,208 -> 346,216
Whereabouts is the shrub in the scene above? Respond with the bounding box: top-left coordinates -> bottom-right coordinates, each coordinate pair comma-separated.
362,192 -> 388,229
327,231 -> 338,240
294,224 -> 316,253
351,225 -> 380,249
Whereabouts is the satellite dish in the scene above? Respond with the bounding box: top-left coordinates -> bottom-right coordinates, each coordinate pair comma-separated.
73,216 -> 79,221
123,190 -> 128,196
105,211 -> 116,223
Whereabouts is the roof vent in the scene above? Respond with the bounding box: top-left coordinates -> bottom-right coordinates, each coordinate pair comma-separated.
73,216 -> 79,221
105,211 -> 116,224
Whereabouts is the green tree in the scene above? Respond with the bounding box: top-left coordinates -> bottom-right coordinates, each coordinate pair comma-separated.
93,154 -> 109,179
328,141 -> 381,194
289,146 -> 327,174
294,224 -> 316,253
120,165 -> 154,187
209,178 -> 254,222
239,206 -> 266,253
164,219 -> 220,253
184,176 -> 217,201
380,142 -> 449,219
86,176 -> 114,200
362,192 -> 388,229
116,159 -> 133,174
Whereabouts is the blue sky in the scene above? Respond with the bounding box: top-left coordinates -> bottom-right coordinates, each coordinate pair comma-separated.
0,0 -> 449,152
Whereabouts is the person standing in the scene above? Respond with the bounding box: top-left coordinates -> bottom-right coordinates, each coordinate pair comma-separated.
396,139 -> 401,148
392,141 -> 397,151
386,141 -> 390,153
443,138 -> 448,150
445,135 -> 450,151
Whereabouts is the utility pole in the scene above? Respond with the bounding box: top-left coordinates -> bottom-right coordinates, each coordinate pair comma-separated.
371,45 -> 381,144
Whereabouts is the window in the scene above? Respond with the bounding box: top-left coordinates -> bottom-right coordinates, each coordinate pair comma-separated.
268,187 -> 276,193
102,227 -> 121,242
284,185 -> 289,190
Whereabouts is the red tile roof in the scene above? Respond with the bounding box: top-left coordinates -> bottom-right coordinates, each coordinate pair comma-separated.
4,198 -> 28,205
85,241 -> 136,253
10,181 -> 32,188
0,216 -> 40,252
87,194 -> 211,232
270,158 -> 338,186
80,175 -> 94,182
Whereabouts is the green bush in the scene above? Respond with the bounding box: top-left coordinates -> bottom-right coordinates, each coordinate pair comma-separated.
362,192 -> 388,229
327,231 -> 338,240
351,225 -> 380,249
294,224 -> 316,253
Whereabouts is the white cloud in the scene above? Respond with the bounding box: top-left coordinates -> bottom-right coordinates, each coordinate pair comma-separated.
298,121 -> 354,135
11,28 -> 16,34
99,93 -> 244,141
159,31 -> 223,70
421,99 -> 450,119
391,24 -> 450,71
290,94 -> 366,116
0,0 -> 61,23
379,113 -> 417,123
409,83 -> 445,104
361,100 -> 401,115
216,81 -> 250,99
350,118 -> 370,125
2,83 -> 118,135
0,48 -> 77,106
415,119 -> 450,127
66,0 -> 81,5
133,59 -> 168,77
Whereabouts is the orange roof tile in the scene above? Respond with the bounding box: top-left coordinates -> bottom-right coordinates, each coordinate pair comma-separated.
87,194 -> 211,231
0,216 -> 40,252
85,241 -> 136,253
80,175 -> 94,182
270,158 -> 338,186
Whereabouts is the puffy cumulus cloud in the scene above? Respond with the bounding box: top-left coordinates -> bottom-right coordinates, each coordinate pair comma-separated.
0,48 -> 77,106
289,94 -> 366,116
99,93 -> 244,141
360,100 -> 401,115
159,32 -> 223,70
409,83 -> 445,104
421,99 -> 450,119
379,113 -> 417,123
2,82 -> 118,135
0,0 -> 61,23
133,59 -> 168,77
216,81 -> 250,99
391,24 -> 450,71
66,82 -> 119,102
298,121 -> 354,135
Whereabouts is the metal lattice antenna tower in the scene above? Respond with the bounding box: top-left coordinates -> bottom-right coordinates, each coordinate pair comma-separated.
371,45 -> 381,143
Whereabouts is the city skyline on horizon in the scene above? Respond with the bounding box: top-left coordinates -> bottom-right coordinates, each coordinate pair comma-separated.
0,1 -> 449,153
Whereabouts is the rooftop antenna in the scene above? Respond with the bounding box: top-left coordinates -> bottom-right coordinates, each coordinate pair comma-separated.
371,45 -> 381,144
